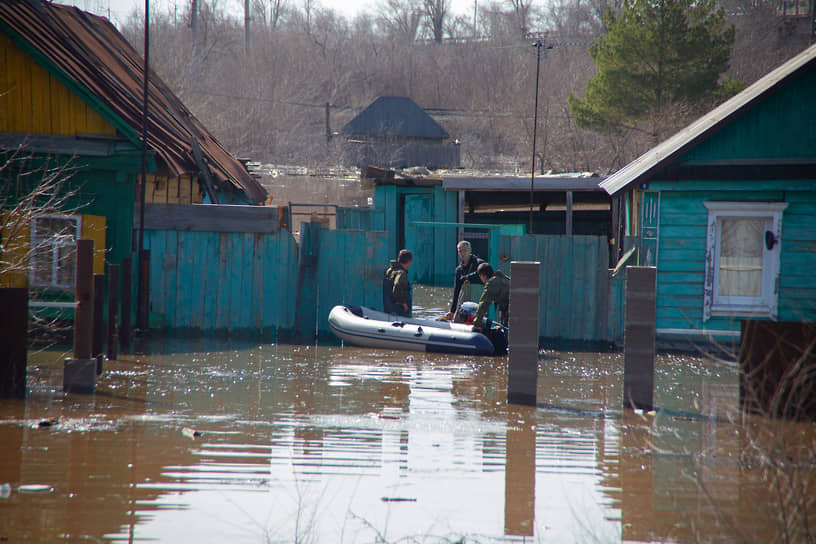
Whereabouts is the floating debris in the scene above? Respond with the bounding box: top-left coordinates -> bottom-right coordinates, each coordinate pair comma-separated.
181,427 -> 202,439
17,484 -> 54,494
0,483 -> 10,499
381,497 -> 417,503
38,418 -> 59,428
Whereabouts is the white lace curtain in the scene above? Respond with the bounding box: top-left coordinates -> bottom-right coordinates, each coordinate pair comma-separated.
718,217 -> 763,297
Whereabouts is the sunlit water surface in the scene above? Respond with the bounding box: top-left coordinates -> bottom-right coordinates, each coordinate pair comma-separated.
0,286 -> 814,543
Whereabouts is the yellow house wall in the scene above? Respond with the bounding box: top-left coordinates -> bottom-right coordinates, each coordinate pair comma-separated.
0,34 -> 116,136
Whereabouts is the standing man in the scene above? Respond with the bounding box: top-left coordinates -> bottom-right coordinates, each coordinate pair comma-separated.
383,249 -> 413,317
445,240 -> 485,320
472,262 -> 510,329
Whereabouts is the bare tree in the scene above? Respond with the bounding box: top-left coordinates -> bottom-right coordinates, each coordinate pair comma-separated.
378,0 -> 423,42
423,0 -> 449,43
506,0 -> 533,38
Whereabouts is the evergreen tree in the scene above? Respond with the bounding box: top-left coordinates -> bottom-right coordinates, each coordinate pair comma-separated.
568,0 -> 740,141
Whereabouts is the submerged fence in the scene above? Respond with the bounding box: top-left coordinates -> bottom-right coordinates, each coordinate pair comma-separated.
142,204 -> 387,339
494,234 -> 625,345
143,205 -> 623,344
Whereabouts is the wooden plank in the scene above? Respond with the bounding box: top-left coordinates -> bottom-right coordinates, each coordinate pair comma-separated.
215,232 -> 230,330
251,233 -> 264,333
141,204 -> 280,233
200,231 -> 217,331
30,58 -> 51,134
176,232 -> 195,328
238,233 -> 253,329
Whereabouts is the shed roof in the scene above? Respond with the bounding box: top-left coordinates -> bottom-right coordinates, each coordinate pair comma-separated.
342,96 -> 450,140
0,0 -> 266,203
443,173 -> 605,192
600,43 -> 816,196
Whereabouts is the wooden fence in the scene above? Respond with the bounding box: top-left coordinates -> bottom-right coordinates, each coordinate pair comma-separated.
143,204 -> 387,339
495,234 -> 624,345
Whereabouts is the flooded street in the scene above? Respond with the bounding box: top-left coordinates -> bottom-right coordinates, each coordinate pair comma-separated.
1,287 -> 814,543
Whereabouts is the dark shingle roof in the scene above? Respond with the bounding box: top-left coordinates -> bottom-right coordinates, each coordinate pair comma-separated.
0,0 -> 266,203
600,43 -> 816,196
342,96 -> 449,140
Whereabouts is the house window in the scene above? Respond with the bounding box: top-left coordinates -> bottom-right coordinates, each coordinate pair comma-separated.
30,214 -> 81,289
703,202 -> 788,321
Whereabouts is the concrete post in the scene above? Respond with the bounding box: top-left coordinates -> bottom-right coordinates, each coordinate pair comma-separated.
507,261 -> 541,406
65,238 -> 96,394
623,266 -> 656,410
0,288 -> 28,398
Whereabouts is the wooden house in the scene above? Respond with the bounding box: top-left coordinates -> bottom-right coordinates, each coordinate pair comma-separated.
0,0 -> 265,292
342,96 -> 460,170
601,44 -> 816,346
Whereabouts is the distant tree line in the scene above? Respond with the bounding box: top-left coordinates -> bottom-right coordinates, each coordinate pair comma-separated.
120,0 -> 812,173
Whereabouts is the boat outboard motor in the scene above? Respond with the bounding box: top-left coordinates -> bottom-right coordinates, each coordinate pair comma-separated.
456,301 -> 479,325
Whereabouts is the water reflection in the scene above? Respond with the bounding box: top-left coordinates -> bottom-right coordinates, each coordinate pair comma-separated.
1,292 -> 814,542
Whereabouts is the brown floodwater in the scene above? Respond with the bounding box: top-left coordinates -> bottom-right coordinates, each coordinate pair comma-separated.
1,286 -> 814,543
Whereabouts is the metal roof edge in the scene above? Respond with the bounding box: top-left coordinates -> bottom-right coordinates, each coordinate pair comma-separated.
600,43 -> 816,196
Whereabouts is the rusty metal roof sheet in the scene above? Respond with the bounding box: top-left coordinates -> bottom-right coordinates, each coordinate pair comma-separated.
0,0 -> 266,203
600,43 -> 816,196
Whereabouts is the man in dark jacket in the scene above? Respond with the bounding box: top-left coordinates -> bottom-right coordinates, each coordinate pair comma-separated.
473,262 -> 510,329
445,240 -> 485,320
383,249 -> 412,317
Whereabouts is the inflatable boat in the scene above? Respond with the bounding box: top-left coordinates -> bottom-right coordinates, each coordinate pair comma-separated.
328,305 -> 500,356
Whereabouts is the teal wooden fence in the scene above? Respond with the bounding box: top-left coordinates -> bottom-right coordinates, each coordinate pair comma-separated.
143,205 -> 388,339
495,234 -> 624,344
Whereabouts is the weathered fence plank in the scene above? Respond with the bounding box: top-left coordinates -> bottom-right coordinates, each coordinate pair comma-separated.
142,203 -> 281,233
495,234 -> 621,344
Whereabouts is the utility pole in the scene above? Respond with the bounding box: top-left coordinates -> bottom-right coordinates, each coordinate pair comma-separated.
137,0 -> 150,331
527,34 -> 551,236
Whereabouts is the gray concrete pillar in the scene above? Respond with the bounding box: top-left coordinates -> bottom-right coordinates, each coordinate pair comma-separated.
507,261 -> 541,406
623,266 -> 656,410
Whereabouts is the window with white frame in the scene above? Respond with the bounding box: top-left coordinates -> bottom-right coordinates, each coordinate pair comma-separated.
703,202 -> 787,321
30,214 -> 81,289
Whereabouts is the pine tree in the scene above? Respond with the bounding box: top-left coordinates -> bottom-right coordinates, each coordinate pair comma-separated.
568,0 -> 740,141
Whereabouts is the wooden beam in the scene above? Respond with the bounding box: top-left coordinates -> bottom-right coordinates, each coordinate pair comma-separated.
139,204 -> 281,233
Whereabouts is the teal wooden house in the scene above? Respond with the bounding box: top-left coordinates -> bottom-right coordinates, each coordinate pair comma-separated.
602,44 -> 816,345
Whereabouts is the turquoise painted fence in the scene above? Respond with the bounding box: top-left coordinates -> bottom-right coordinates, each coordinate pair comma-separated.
294,221 -> 389,342
144,230 -> 297,334
495,234 -> 624,344
143,205 -> 388,339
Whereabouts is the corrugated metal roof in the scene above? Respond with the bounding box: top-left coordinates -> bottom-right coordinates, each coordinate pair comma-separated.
444,173 -> 605,192
600,43 -> 816,196
342,96 -> 450,140
0,0 -> 266,203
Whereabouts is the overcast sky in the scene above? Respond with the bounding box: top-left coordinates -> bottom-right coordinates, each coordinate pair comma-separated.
59,0 -> 478,28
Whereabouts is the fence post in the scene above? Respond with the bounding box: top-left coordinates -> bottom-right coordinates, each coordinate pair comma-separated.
507,261 -> 541,406
92,273 -> 105,374
64,238 -> 96,394
0,288 -> 28,398
623,266 -> 656,410
120,257 -> 132,348
107,263 -> 120,362
137,249 -> 150,331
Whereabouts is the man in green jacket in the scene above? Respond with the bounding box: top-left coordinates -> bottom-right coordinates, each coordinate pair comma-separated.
472,262 -> 509,329
383,249 -> 412,317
